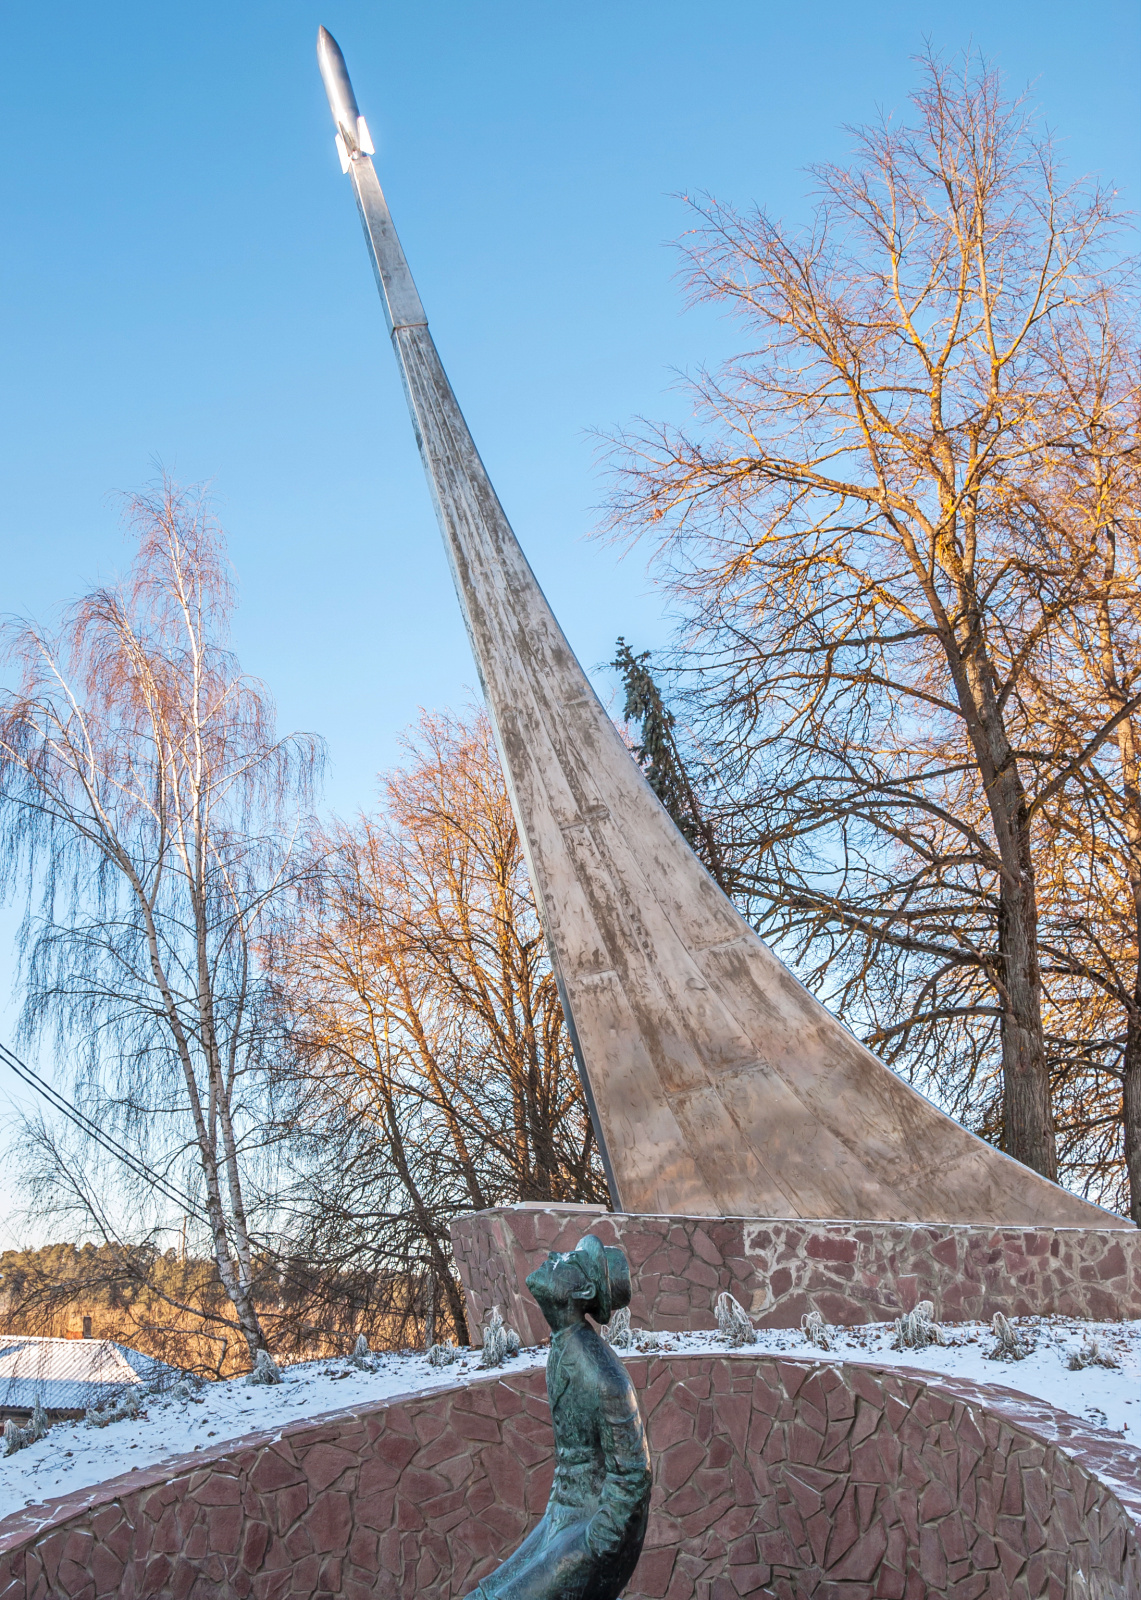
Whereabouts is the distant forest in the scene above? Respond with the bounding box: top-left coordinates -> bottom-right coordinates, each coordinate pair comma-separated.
0,1243 -> 456,1376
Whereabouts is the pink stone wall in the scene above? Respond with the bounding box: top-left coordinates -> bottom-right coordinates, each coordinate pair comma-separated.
0,1355 -> 1137,1600
450,1206 -> 1141,1346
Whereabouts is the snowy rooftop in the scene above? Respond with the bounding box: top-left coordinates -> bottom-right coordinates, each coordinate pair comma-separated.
0,1337 -> 177,1416
0,1313 -> 1138,1526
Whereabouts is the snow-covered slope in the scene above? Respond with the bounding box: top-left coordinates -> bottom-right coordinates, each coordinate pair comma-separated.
1,1315 -> 1137,1525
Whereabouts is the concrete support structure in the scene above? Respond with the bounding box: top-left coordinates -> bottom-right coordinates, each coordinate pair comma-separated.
318,30 -> 1123,1230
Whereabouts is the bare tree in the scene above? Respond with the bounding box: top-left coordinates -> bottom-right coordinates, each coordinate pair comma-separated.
271,708 -> 608,1340
0,481 -> 322,1359
1015,318 -> 1141,1216
606,53 -> 1136,1180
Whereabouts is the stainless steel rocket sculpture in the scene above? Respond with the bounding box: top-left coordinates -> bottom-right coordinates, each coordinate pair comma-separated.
317,28 -> 1121,1227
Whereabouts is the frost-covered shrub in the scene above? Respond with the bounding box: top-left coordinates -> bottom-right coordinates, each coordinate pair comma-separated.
143,1366 -> 185,1400
716,1292 -> 756,1347
601,1307 -> 632,1348
245,1348 -> 283,1386
800,1309 -> 832,1351
3,1401 -> 48,1456
480,1317 -> 506,1369
1065,1334 -> 1119,1371
479,1306 -> 520,1368
987,1312 -> 1031,1361
893,1301 -> 946,1351
86,1391 -> 140,1428
427,1341 -> 459,1367
349,1334 -> 377,1372
2,1420 -> 28,1457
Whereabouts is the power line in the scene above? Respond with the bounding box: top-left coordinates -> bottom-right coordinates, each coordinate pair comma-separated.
0,1040 -> 431,1346
0,1040 -> 308,1287
0,1038 -> 209,1225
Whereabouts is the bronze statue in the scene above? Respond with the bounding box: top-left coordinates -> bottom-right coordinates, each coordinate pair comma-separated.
465,1234 -> 652,1600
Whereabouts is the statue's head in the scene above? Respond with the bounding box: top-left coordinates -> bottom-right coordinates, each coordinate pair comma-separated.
526,1233 -> 631,1330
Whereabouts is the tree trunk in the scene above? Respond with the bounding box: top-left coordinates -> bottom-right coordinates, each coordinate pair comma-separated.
950,608 -> 1057,1181
1123,1004 -> 1141,1228
993,778 -> 1057,1180
136,872 -> 268,1357
443,1270 -> 470,1346
424,1276 -> 436,1349
1115,714 -> 1141,1227
997,876 -> 1056,1180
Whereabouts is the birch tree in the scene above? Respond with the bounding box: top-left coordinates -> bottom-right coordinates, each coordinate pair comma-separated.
0,482 -> 321,1358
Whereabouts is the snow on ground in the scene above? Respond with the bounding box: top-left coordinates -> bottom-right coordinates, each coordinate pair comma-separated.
1,1315 -> 1138,1525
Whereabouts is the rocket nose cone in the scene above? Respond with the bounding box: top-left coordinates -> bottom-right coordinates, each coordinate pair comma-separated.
316,24 -> 361,133
316,25 -> 346,85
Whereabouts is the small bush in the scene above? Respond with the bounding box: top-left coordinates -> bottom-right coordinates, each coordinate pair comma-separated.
800,1309 -> 832,1351
893,1301 -> 946,1351
86,1391 -> 141,1427
602,1307 -> 632,1348
479,1306 -> 520,1368
1065,1335 -> 1119,1371
245,1349 -> 283,1386
987,1312 -> 1031,1362
715,1292 -> 756,1347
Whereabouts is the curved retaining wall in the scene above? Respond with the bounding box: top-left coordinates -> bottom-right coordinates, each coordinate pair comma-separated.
450,1205 -> 1141,1345
1,1355 -> 1138,1600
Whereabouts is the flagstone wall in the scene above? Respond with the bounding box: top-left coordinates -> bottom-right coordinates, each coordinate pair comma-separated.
450,1205 -> 1141,1347
0,1354 -> 1137,1600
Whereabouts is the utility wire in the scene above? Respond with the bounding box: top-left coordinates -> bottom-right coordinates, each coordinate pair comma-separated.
0,1039 -> 350,1319
0,1040 -> 433,1348
0,1039 -> 308,1285
0,1037 -> 209,1226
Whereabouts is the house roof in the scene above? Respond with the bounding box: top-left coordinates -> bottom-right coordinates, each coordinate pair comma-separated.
0,1336 -> 180,1413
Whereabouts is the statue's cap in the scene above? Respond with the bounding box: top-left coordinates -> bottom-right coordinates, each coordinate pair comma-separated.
573,1234 -> 630,1325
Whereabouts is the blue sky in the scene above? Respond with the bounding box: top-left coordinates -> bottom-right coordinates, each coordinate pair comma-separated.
0,0 -> 1137,1235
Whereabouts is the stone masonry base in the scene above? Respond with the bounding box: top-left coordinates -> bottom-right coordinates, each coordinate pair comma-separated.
449,1206 -> 1141,1349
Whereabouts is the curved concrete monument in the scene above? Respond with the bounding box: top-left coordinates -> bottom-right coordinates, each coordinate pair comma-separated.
317,28 -> 1123,1230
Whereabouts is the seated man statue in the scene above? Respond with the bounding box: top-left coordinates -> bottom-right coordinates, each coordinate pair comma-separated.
465,1233 -> 652,1600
